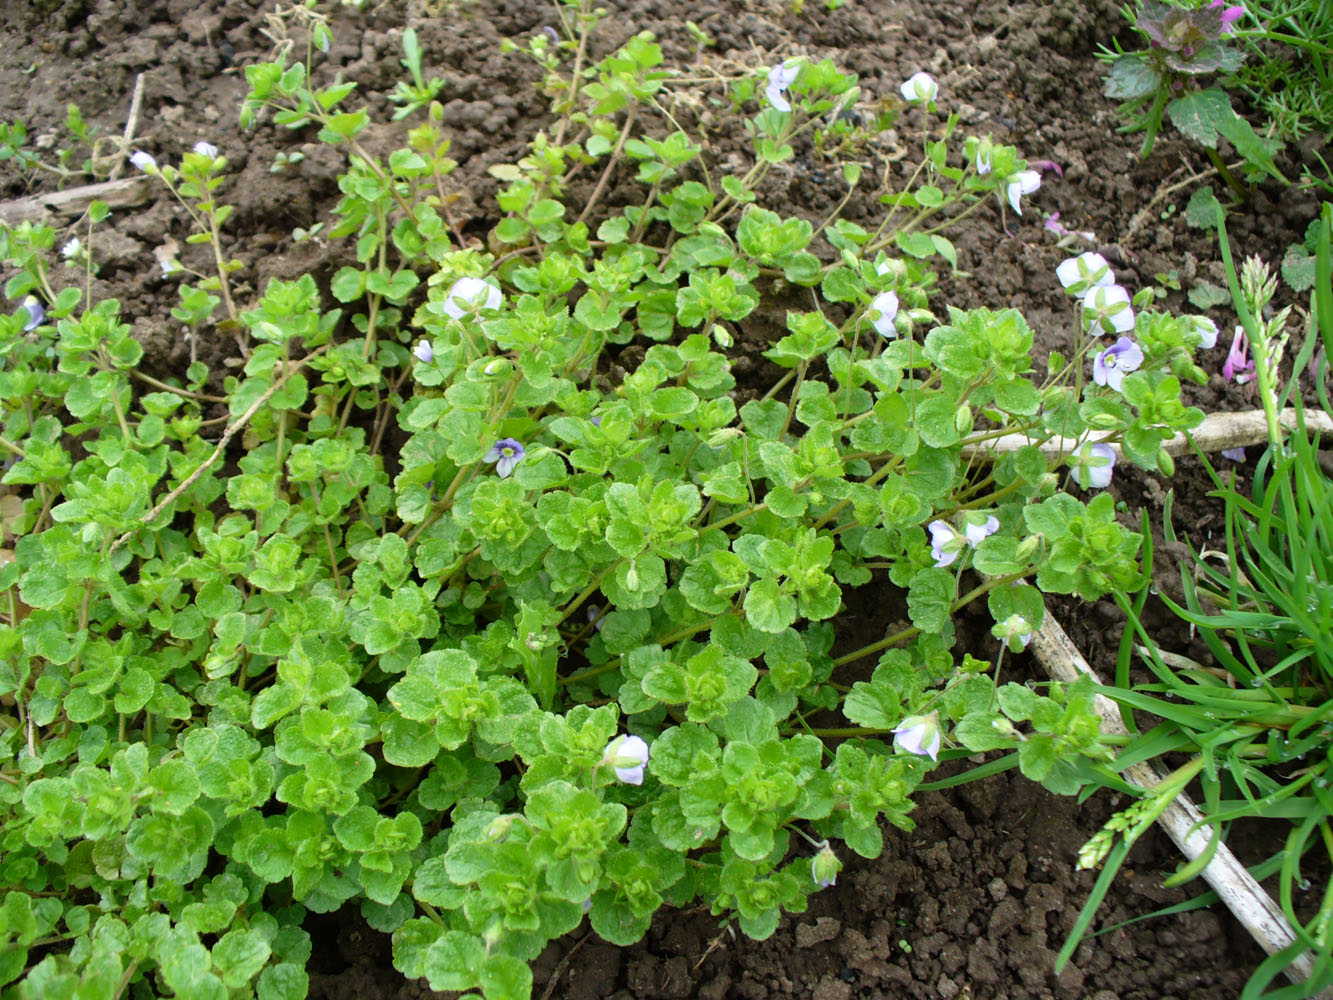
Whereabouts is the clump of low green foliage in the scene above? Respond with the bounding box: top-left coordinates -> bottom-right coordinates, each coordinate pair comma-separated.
0,1 -> 1220,997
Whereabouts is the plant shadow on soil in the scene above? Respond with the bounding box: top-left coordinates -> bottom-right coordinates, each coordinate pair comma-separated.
2,0 -> 1325,996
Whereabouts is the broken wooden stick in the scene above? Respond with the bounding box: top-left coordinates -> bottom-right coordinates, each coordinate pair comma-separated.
0,176 -> 155,227
1028,615 -> 1323,990
965,408 -> 1333,461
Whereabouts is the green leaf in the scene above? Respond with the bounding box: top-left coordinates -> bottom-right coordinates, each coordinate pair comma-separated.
1103,54 -> 1161,100
1184,185 -> 1221,230
1165,88 -> 1233,149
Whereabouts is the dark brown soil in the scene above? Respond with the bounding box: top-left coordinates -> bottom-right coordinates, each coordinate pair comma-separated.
1,0 -> 1317,997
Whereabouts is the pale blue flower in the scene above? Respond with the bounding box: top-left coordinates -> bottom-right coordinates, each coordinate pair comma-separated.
1055,252 -> 1114,295
1072,441 -> 1117,489
442,276 -> 502,319
766,61 -> 800,112
963,514 -> 1000,547
1006,170 -> 1041,214
1221,446 -> 1246,462
1092,336 -> 1144,392
928,520 -> 964,568
1187,315 -> 1219,350
129,150 -> 157,172
1081,284 -> 1135,335
21,296 -> 44,331
892,712 -> 941,762
413,339 -> 433,363
900,72 -> 938,103
485,438 -> 525,478
604,735 -> 649,785
192,141 -> 219,159
869,291 -> 899,338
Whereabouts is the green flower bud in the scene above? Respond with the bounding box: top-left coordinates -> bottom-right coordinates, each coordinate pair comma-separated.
811,842 -> 841,888
1157,447 -> 1175,477
484,815 -> 515,842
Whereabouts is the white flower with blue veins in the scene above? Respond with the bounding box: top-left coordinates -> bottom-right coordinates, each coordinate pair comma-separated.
765,61 -> 801,112
963,514 -> 1000,547
603,735 -> 650,785
892,712 -> 941,762
1071,441 -> 1117,490
1055,252 -> 1114,296
21,296 -> 45,331
869,291 -> 899,338
1081,284 -> 1135,335
442,276 -> 502,319
1005,170 -> 1041,214
899,72 -> 938,103
1092,336 -> 1144,392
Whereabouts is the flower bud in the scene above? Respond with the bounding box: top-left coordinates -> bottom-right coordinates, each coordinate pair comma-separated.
711,324 -> 733,349
484,815 -> 515,842
603,734 -> 650,785
990,717 -> 1019,739
1014,535 -> 1041,562
1086,411 -> 1120,430
811,842 -> 841,888
1156,447 -> 1175,477
954,405 -> 973,436
992,614 -> 1034,651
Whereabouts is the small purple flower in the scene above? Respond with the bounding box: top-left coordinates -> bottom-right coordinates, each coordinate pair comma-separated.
892,712 -> 941,762
900,72 -> 938,104
975,147 -> 992,176
1208,0 -> 1245,31
1221,446 -> 1246,462
1223,325 -> 1255,384
869,291 -> 899,338
21,296 -> 45,331
1044,213 -> 1096,243
1029,159 -> 1063,178
766,61 -> 801,112
1072,442 -> 1117,490
928,520 -> 964,568
192,141 -> 219,159
129,150 -> 157,172
1081,284 -> 1135,335
413,339 -> 433,364
1092,336 -> 1144,392
484,438 -> 525,478
1006,170 -> 1041,215
604,735 -> 650,785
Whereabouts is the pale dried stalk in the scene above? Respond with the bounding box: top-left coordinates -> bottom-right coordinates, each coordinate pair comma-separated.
966,408 -> 1333,461
0,176 -> 154,226
1029,613 -> 1326,991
